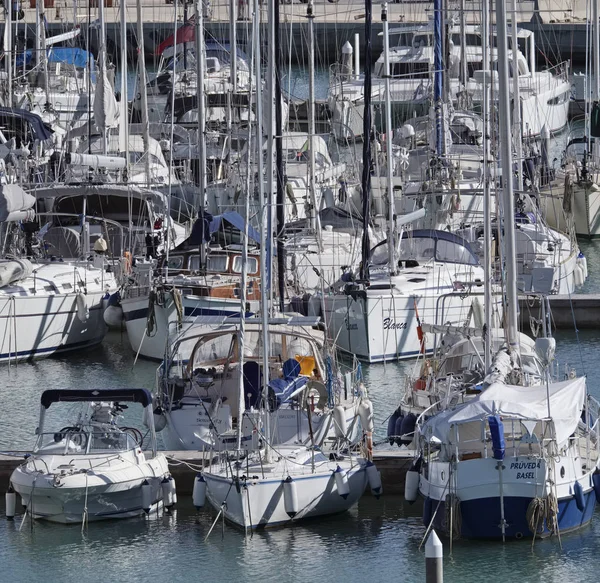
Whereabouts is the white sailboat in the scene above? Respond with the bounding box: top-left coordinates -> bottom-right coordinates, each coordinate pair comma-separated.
409,4 -> 600,540
198,0 -> 379,529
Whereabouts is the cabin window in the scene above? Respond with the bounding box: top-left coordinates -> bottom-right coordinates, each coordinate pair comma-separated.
547,91 -> 569,106
207,255 -> 229,272
188,255 -> 228,272
167,256 -> 184,270
232,256 -> 258,274
391,62 -> 430,79
436,239 -> 477,265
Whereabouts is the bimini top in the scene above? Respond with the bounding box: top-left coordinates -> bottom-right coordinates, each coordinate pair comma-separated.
0,107 -> 53,142
40,388 -> 153,409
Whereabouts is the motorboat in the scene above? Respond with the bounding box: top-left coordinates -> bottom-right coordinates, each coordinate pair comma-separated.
10,388 -> 172,523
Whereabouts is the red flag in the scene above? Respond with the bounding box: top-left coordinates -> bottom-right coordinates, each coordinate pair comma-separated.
156,15 -> 196,55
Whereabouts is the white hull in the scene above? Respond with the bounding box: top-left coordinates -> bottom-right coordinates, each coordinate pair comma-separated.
324,287 -> 481,363
203,455 -> 367,529
11,455 -> 169,523
0,290 -> 109,363
122,293 -> 250,361
542,181 -> 600,238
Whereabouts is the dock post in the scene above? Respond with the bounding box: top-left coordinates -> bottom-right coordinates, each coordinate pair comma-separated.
425,529 -> 443,583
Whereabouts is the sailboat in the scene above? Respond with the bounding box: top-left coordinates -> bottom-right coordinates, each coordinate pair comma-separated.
409,3 -> 600,540
197,0 -> 379,529
322,0 -> 490,364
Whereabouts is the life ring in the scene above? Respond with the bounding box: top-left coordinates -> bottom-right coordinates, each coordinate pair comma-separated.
307,380 -> 328,411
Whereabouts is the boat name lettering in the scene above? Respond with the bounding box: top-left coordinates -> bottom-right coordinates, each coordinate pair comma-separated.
383,318 -> 407,330
516,472 -> 535,480
509,461 -> 541,470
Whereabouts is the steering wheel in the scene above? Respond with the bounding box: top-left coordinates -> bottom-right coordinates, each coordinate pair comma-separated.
122,427 -> 144,448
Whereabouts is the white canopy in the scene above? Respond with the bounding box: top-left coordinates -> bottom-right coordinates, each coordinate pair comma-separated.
0,184 -> 35,222
422,377 -> 587,447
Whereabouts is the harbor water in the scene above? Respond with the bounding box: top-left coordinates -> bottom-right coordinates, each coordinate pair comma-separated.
2,237 -> 600,581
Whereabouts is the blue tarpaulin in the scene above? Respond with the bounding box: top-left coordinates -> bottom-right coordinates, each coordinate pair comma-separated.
16,47 -> 96,82
210,211 -> 261,245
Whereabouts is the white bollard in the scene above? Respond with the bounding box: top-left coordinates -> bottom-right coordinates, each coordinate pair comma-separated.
425,530 -> 443,583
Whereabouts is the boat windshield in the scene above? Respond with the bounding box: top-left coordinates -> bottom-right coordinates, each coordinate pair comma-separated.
34,429 -> 138,455
184,330 -> 316,371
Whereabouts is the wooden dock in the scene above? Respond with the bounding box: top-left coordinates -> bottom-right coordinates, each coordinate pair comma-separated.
0,449 -> 413,497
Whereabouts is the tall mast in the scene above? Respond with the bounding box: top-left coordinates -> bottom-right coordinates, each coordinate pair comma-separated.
433,0 -> 444,157
274,0 -> 285,312
496,0 -> 520,355
359,0 -> 372,282
135,0 -> 151,187
254,0 -> 271,461
511,0 -> 523,190
195,0 -> 207,209
382,2 -> 395,276
119,0 -> 130,168
307,0 -> 322,249
99,0 -> 107,155
4,1 -> 12,106
482,0 -> 492,371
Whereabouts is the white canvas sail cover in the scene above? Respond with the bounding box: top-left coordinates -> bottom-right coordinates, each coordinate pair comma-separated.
94,65 -> 119,132
421,377 -> 587,447
0,184 -> 35,222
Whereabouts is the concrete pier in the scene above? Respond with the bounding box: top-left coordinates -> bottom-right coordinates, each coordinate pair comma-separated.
0,449 -> 413,495
2,0 -> 594,64
519,294 -> 600,330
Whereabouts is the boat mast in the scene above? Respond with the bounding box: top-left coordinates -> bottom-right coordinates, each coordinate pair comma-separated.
99,0 -> 108,155
307,0 -> 323,250
4,1 -> 11,106
511,0 -> 523,190
195,0 -> 207,210
359,0 -> 373,282
119,0 -> 130,171
275,0 -> 286,312
482,0 -> 492,371
254,0 -> 271,461
135,0 -> 151,188
433,0 -> 444,158
496,0 -> 520,356
382,2 -> 395,276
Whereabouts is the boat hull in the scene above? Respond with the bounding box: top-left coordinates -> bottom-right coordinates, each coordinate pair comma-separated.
10,456 -> 170,523
0,291 -> 108,363
203,464 -> 367,529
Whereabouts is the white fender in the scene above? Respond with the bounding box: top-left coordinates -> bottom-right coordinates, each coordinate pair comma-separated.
358,398 -> 375,433
283,476 -> 299,518
76,292 -> 89,323
366,461 -> 383,498
5,488 -> 16,520
404,470 -> 419,503
333,405 -> 347,438
334,466 -> 350,499
192,474 -> 207,509
141,479 -> 152,513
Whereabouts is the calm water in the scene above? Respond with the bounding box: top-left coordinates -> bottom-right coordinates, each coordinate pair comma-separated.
2,309 -> 600,581
2,69 -> 600,581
